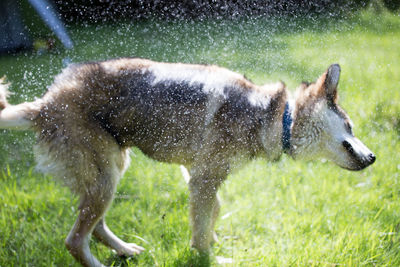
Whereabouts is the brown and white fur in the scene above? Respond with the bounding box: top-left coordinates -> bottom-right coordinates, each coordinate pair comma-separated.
0,59 -> 375,266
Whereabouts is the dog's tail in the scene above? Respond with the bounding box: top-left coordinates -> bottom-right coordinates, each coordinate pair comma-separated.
0,77 -> 39,130
0,76 -> 11,110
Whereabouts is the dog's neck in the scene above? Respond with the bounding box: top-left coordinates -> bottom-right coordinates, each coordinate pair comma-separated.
282,100 -> 294,155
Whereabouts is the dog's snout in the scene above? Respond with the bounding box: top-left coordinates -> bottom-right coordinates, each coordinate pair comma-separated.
341,139 -> 375,170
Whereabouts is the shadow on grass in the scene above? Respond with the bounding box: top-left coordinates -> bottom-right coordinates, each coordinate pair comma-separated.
172,249 -> 211,267
104,254 -> 139,267
102,249 -> 211,267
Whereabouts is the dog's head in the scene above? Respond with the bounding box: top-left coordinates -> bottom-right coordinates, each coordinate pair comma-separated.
290,64 -> 375,171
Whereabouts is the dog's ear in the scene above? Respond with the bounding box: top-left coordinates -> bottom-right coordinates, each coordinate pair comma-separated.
325,64 -> 340,102
316,64 -> 340,103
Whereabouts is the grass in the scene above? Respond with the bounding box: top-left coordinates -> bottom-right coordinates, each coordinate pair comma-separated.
1,9 -> 400,266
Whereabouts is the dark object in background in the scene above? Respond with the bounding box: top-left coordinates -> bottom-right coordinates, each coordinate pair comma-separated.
383,0 -> 400,11
0,0 -> 72,54
53,0 -> 391,22
0,0 -> 32,53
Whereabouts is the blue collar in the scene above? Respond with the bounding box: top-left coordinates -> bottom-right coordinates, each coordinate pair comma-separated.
282,102 -> 293,154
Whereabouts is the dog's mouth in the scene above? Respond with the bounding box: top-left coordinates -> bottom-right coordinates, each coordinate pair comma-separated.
341,153 -> 376,171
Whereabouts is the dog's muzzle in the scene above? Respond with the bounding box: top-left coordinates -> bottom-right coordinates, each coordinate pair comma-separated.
342,140 -> 376,171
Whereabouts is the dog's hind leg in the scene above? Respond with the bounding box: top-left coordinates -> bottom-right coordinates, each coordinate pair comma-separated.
93,218 -> 144,256
64,147 -> 132,267
92,149 -> 143,256
65,173 -> 117,267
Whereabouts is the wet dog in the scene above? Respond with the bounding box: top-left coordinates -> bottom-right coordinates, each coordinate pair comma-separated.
0,58 -> 375,266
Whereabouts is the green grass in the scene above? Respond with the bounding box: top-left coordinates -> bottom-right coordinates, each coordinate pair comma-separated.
1,9 -> 400,266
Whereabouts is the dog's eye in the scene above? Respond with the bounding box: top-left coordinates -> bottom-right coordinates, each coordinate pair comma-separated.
345,122 -> 353,135
342,140 -> 355,155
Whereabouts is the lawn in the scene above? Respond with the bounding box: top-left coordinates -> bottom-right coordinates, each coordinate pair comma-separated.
1,9 -> 400,266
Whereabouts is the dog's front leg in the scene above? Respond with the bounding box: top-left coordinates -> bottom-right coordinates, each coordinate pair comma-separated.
189,166 -> 226,253
181,165 -> 220,245
209,194 -> 221,244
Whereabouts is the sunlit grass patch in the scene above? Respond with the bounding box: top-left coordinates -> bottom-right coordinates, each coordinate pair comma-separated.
0,9 -> 400,266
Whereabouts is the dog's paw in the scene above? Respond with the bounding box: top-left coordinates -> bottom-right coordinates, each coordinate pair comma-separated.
115,242 -> 145,257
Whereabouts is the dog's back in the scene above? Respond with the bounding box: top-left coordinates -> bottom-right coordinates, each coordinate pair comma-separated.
31,58 -> 286,167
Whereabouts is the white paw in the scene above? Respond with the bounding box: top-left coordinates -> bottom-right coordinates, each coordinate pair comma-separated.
116,242 -> 145,256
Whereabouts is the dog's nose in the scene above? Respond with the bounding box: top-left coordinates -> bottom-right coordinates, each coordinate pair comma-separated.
368,153 -> 376,164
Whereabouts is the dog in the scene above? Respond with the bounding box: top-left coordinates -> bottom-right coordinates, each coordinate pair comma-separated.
0,58 -> 375,266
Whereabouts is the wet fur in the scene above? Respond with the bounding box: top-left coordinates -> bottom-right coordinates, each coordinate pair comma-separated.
0,58 -> 374,267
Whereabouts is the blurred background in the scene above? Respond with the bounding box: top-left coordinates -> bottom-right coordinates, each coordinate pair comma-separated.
1,0 -> 399,54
